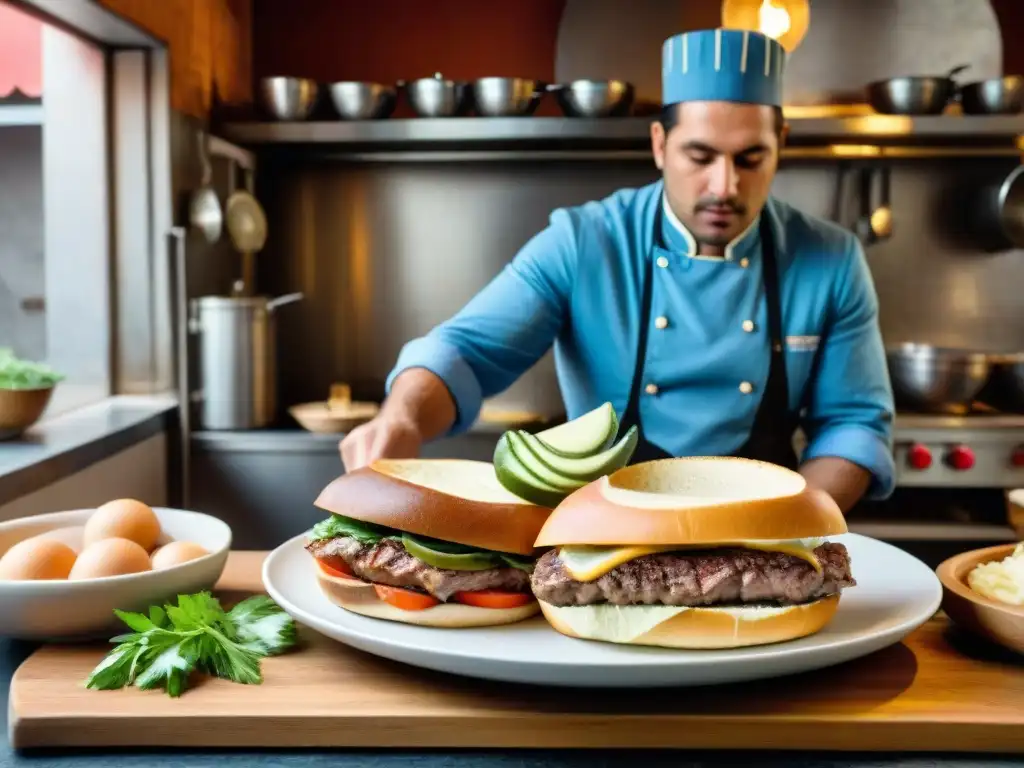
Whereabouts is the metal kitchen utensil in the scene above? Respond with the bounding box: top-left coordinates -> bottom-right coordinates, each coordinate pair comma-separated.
548,79 -> 634,117
870,165 -> 893,240
960,76 -> 1024,115
404,73 -> 470,117
854,166 -> 892,244
191,292 -> 303,430
886,343 -> 991,414
327,81 -> 397,119
971,164 -> 1024,251
259,76 -> 319,121
188,131 -> 222,244
866,64 -> 968,115
225,184 -> 268,297
470,77 -> 546,117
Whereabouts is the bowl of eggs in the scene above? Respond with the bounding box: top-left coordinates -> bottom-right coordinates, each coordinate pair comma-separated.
0,499 -> 231,640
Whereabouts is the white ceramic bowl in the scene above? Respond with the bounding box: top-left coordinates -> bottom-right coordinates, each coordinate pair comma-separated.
0,507 -> 231,641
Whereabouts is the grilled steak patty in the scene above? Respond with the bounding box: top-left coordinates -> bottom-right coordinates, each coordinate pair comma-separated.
307,536 -> 532,601
531,543 -> 854,608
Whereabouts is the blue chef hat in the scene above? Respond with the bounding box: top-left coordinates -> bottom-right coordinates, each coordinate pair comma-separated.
662,28 -> 785,107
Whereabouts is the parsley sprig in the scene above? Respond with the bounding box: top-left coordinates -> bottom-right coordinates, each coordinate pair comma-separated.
84,592 -> 297,697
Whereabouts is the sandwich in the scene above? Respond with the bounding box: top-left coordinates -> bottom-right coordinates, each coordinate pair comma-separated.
530,456 -> 855,649
306,458 -> 552,627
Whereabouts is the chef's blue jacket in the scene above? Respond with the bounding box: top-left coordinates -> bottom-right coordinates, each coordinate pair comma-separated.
386,180 -> 897,500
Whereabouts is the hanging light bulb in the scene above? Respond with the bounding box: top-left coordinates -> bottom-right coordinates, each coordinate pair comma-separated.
721,0 -> 810,53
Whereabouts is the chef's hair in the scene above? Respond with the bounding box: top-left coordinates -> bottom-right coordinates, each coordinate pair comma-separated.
659,103 -> 785,139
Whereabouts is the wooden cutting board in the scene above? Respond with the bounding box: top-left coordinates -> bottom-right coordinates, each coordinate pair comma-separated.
10,551 -> 1024,752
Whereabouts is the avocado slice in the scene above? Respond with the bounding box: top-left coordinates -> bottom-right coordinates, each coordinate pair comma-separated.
493,433 -> 578,507
532,402 -> 619,458
400,535 -> 500,571
517,424 -> 638,482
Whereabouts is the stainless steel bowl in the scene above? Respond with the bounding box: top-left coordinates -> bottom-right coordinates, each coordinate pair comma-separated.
405,73 -> 470,117
328,81 -> 396,120
471,77 -> 544,117
550,79 -> 634,118
259,76 -> 319,121
886,343 -> 991,414
866,65 -> 968,115
960,76 -> 1024,115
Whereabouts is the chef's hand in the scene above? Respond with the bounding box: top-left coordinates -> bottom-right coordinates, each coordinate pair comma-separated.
339,415 -> 423,472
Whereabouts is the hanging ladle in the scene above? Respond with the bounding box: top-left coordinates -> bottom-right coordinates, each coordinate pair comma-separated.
870,165 -> 893,241
856,165 -> 893,244
188,131 -> 223,244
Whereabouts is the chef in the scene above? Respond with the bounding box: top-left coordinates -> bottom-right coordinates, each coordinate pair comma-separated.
341,28 -> 896,512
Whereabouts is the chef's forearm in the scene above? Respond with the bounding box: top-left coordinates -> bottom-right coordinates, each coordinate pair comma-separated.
381,368 -> 457,442
798,457 -> 872,514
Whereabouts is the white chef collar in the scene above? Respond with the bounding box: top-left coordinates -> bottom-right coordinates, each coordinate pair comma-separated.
662,193 -> 759,262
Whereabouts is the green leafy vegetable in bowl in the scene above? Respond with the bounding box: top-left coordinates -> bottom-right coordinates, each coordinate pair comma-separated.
0,348 -> 64,390
84,591 -> 297,698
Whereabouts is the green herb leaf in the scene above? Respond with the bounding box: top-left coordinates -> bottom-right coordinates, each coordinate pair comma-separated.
84,590 -> 298,698
309,513 -> 396,544
84,641 -> 144,691
113,609 -> 157,633
134,636 -> 200,697
228,596 -> 297,656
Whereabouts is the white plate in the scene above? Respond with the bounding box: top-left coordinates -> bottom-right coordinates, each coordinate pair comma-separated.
263,532 -> 942,688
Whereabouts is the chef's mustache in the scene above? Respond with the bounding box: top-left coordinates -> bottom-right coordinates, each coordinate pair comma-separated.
695,197 -> 746,215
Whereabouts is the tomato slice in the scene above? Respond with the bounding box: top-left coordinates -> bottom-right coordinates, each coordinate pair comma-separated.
317,557 -> 355,578
453,590 -> 534,609
373,584 -> 440,611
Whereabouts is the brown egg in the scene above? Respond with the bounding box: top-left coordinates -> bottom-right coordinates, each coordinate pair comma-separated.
151,541 -> 209,569
83,499 -> 162,552
0,538 -> 77,580
22,525 -> 86,554
68,537 -> 152,580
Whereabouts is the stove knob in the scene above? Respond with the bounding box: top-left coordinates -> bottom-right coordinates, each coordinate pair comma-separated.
1011,446 -> 1024,468
946,444 -> 975,471
906,443 -> 933,470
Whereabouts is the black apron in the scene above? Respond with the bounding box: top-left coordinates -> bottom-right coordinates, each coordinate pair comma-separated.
619,205 -> 799,470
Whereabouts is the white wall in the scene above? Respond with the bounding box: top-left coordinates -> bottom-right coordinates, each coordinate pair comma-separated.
41,23 -> 110,415
0,434 -> 167,521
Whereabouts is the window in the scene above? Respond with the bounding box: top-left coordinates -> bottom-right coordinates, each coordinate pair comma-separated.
0,1 -> 111,416
0,0 -> 174,420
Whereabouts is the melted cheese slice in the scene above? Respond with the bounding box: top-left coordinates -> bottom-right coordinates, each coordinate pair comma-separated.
559,538 -> 825,582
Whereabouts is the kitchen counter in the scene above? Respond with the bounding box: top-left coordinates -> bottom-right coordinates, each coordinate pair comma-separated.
4,563 -> 1024,767
0,395 -> 176,507
2,653 -> 1022,768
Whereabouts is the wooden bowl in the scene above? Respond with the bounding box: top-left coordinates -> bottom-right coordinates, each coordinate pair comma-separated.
289,400 -> 379,434
936,543 -> 1024,655
1008,489 -> 1024,538
0,386 -> 54,441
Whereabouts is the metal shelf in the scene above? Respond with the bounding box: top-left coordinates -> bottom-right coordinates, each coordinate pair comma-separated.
219,114 -> 1024,159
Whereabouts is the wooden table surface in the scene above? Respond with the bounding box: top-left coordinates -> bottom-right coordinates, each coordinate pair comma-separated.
9,551 -> 1024,752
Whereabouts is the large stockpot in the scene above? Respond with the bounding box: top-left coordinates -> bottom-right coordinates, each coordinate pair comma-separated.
190,293 -> 303,430
886,343 -> 990,414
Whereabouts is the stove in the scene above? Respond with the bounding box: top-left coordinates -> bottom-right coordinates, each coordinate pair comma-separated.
892,412 -> 1024,488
